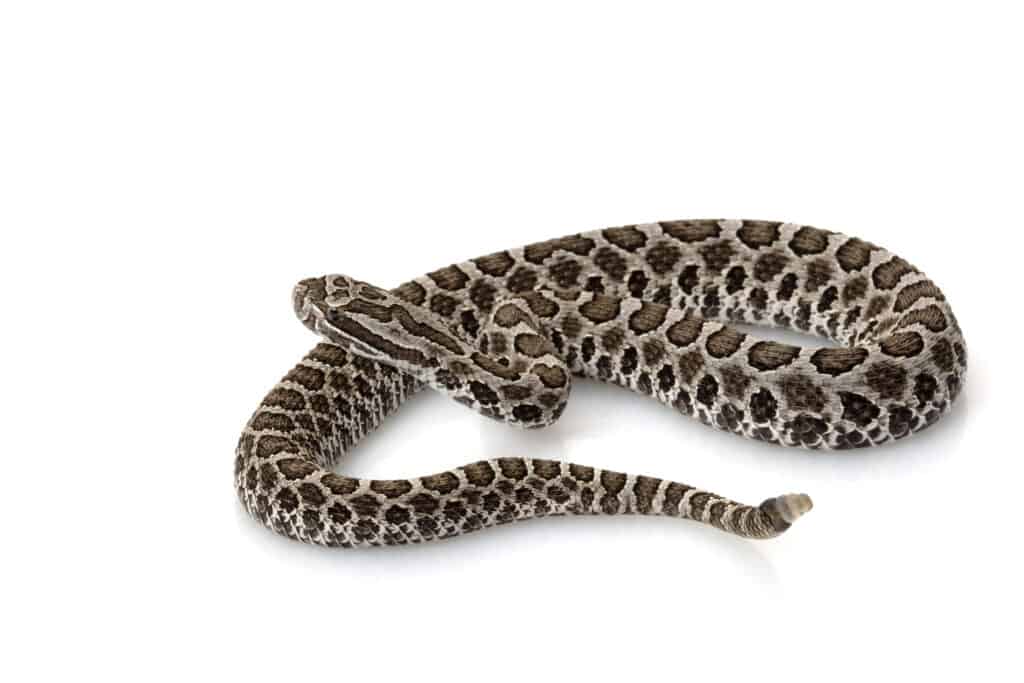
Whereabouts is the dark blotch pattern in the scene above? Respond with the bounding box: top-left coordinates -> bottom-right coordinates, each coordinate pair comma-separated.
428,265 -> 470,291
866,361 -> 908,400
706,327 -> 746,358
645,241 -> 683,274
810,348 -> 869,376
754,251 -> 791,282
748,341 -> 800,371
836,238 -> 875,272
696,375 -> 719,406
873,257 -> 916,290
736,221 -> 780,248
667,318 -> 704,347
789,226 -> 831,256
840,392 -> 880,427
602,226 -> 647,251
660,220 -> 720,242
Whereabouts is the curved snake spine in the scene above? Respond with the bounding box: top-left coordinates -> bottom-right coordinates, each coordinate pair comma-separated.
235,220 -> 967,547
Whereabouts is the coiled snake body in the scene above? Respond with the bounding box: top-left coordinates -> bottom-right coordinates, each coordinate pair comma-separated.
236,220 -> 967,547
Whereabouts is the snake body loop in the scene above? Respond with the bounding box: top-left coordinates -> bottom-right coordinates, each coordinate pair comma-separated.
236,219 -> 966,547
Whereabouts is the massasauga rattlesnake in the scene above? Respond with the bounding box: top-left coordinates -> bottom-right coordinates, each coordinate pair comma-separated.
235,220 -> 966,547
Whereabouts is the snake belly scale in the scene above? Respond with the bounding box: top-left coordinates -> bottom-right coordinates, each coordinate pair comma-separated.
235,220 -> 967,547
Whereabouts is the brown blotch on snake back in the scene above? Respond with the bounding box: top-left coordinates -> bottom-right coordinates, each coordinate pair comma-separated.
754,251 -> 791,282
895,280 -> 945,312
645,240 -> 683,274
549,258 -> 583,289
736,221 -> 781,249
700,241 -> 737,274
534,365 -> 568,389
789,226 -> 832,256
873,256 -> 916,290
469,280 -> 498,311
602,226 -> 648,251
666,317 -> 705,347
463,461 -> 496,487
507,266 -> 539,293
523,236 -> 597,264
251,412 -> 295,433
747,341 -> 800,371
600,470 -> 627,495
662,482 -> 691,515
278,457 -> 317,480
532,460 -> 562,480
580,295 -> 621,324
428,265 -> 470,291
393,281 -> 428,306
594,247 -> 628,281
371,479 -> 413,498
285,364 -> 326,391
629,302 -> 668,333
706,327 -> 746,358
836,237 -> 876,272
320,473 -> 359,496
805,258 -> 835,293
514,333 -> 549,358
659,219 -> 721,242
633,476 -> 662,513
473,251 -> 516,277
263,387 -> 306,411
422,472 -> 460,495
409,493 -> 439,515
569,463 -> 595,482
521,291 -> 559,318
810,347 -> 870,376
880,331 -> 925,358
498,458 -> 528,480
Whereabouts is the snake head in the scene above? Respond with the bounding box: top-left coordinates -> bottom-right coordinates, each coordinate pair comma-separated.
293,275 -> 386,318
292,274 -> 392,358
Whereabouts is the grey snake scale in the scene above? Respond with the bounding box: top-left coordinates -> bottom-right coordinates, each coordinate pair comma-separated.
235,220 -> 967,547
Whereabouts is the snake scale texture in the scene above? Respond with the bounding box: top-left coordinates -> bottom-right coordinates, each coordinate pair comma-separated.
235,220 -> 967,547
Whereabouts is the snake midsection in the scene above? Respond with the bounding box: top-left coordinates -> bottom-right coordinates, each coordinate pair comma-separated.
236,220 -> 967,547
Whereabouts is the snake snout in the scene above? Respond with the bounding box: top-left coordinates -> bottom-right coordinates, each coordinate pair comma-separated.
292,277 -> 327,322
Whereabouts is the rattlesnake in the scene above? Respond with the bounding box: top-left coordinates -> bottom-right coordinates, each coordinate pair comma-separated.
235,220 -> 966,547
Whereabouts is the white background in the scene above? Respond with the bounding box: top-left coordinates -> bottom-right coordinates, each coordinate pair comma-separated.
2,2 -> 1021,681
